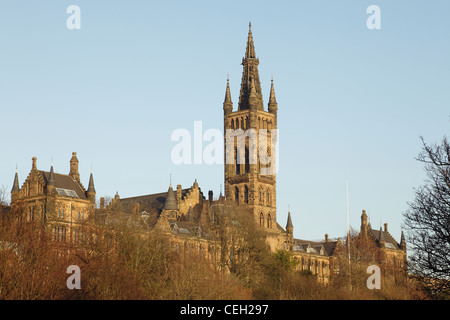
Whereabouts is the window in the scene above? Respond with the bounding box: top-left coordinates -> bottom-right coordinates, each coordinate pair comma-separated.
259,213 -> 264,226
235,187 -> 239,204
245,147 -> 250,173
267,214 -> 272,229
266,190 -> 270,205
235,148 -> 241,175
244,185 -> 249,204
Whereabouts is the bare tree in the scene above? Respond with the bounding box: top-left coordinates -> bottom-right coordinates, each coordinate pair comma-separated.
404,136 -> 450,297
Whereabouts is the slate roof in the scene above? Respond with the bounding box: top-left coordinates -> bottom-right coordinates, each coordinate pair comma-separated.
370,228 -> 400,250
38,170 -> 87,199
120,188 -> 202,212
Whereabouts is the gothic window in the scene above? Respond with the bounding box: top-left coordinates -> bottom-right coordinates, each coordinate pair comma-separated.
267,214 -> 272,229
266,190 -> 270,205
231,119 -> 234,129
245,147 -> 250,173
244,185 -> 249,204
235,187 -> 239,204
259,213 -> 264,226
235,148 -> 241,175
259,188 -> 263,204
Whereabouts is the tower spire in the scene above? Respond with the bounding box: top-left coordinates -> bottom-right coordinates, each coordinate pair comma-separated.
163,179 -> 177,211
238,23 -> 264,111
268,76 -> 278,114
286,206 -> 293,234
87,170 -> 95,193
400,228 -> 406,251
223,75 -> 233,114
48,162 -> 55,187
245,21 -> 256,59
11,167 -> 20,193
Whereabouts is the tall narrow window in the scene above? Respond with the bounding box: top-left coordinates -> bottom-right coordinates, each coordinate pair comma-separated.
235,187 -> 239,204
244,185 -> 249,204
235,148 -> 241,175
267,214 -> 272,229
260,213 -> 264,226
266,190 -> 270,206
245,147 -> 250,173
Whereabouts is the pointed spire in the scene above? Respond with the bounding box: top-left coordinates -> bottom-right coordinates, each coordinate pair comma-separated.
223,75 -> 233,114
249,77 -> 258,109
48,163 -> 55,187
163,180 -> 178,211
87,169 -> 95,193
379,226 -> 385,246
11,167 -> 20,193
238,23 -> 264,111
286,206 -> 294,233
245,21 -> 256,59
268,76 -> 278,113
400,228 -> 406,251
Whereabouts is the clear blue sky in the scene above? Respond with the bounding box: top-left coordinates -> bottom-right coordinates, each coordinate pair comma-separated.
1,1 -> 449,242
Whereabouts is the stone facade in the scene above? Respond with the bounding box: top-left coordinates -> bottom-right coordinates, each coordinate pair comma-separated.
10,152 -> 95,243
6,24 -> 407,282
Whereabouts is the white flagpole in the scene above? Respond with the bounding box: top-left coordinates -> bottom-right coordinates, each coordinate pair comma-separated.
347,179 -> 351,289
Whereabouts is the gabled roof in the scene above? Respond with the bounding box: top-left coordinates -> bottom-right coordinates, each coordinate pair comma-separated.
370,228 -> 400,250
39,170 -> 87,199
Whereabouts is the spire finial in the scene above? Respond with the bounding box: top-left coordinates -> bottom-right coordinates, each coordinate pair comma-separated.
170,173 -> 172,187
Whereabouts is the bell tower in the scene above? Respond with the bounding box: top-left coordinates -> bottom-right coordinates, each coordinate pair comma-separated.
223,23 -> 278,230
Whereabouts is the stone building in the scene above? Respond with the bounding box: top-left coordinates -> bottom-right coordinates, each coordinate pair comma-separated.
6,24 -> 407,282
10,152 -> 95,243
101,23 -> 407,281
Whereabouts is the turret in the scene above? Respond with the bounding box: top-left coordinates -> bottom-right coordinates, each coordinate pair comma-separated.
379,226 -> 385,248
69,152 -> 80,182
268,77 -> 278,115
223,76 -> 233,115
360,209 -> 369,237
400,228 -> 406,251
87,169 -> 96,205
286,206 -> 293,235
163,182 -> 178,211
47,163 -> 56,194
11,167 -> 20,201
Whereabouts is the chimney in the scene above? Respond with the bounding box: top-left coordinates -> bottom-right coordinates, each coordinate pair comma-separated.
325,234 -> 329,243
100,197 -> 105,210
208,190 -> 213,204
32,157 -> 37,170
384,223 -> 388,233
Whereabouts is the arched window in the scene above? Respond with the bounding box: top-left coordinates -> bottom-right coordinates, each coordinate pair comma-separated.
231,119 -> 234,129
259,188 -> 263,204
235,148 -> 241,175
260,213 -> 264,227
245,147 -> 250,173
266,190 -> 270,205
235,187 -> 239,204
244,185 -> 249,204
267,214 -> 272,229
